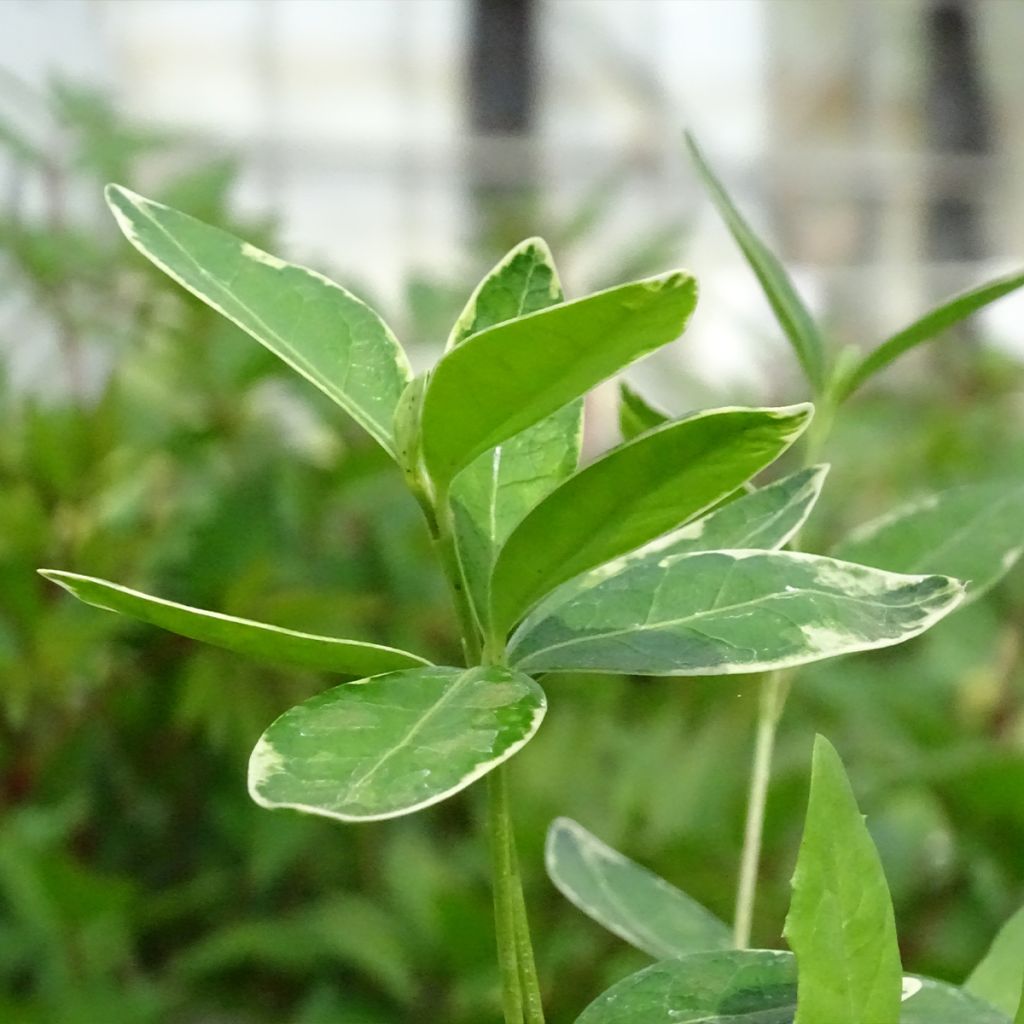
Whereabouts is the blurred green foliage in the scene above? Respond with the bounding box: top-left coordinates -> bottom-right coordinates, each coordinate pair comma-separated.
1,84 -> 1023,1023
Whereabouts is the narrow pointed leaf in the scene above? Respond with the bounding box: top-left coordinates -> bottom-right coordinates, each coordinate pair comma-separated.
619,382 -> 670,440
105,185 -> 411,455
448,240 -> 583,629
40,570 -> 428,675
508,550 -> 964,676
546,818 -> 731,959
446,237 -> 563,350
685,132 -> 826,392
421,271 -> 698,491
966,904 -> 1024,1017
834,481 -> 1024,604
785,736 -> 902,1024
248,665 -> 545,821
574,950 -> 799,1024
490,404 -> 813,638
834,269 -> 1024,402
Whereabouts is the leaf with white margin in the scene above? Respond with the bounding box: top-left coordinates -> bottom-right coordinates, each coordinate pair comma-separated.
786,736 -> 902,1024
545,817 -> 732,959
39,570 -> 429,676
421,271 -> 698,492
834,481 -> 1024,605
507,550 -> 964,676
448,239 -> 583,631
966,903 -> 1024,1018
490,404 -> 813,640
106,185 -> 411,456
572,951 -> 1008,1024
248,665 -> 545,822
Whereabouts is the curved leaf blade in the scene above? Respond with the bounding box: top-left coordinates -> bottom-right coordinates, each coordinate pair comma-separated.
421,271 -> 698,491
685,132 -> 826,392
508,550 -> 964,676
490,404 -> 813,638
106,185 -> 411,455
248,665 -> 546,821
966,904 -> 1024,1018
546,817 -> 732,959
574,950 -> 799,1024
39,570 -> 429,676
833,481 -> 1024,605
448,239 -> 583,630
835,269 -> 1024,402
785,736 -> 902,1024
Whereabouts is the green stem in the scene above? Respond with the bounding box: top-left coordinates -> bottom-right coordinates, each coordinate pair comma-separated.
510,838 -> 545,1023
489,766 -> 525,1024
733,669 -> 791,948
427,497 -> 540,1022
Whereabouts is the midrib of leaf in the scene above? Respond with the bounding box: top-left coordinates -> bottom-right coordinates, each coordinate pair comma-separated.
112,196 -> 403,453
345,671 -> 473,799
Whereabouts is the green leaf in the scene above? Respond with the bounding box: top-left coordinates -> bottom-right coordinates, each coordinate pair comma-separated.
685,132 -> 826,392
446,237 -> 563,350
834,481 -> 1024,604
966,904 -> 1024,1017
574,950 -> 799,1024
634,464 -> 828,562
105,185 -> 411,456
508,550 -> 964,676
447,240 -> 583,631
248,665 -> 546,821
900,977 -> 1012,1024
545,817 -> 732,959
834,269 -> 1024,402
421,271 -> 698,491
618,382 -> 669,441
785,736 -> 902,1024
39,570 -> 429,676
490,404 -> 813,639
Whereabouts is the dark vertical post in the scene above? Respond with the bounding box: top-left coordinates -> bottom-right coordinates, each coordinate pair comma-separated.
466,0 -> 539,252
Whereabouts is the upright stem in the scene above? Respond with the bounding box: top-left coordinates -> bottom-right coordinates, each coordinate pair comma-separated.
489,766 -> 525,1024
427,496 -> 541,1023
734,670 -> 790,948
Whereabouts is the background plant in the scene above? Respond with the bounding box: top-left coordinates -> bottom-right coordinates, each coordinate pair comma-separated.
2,89 -> 1024,1024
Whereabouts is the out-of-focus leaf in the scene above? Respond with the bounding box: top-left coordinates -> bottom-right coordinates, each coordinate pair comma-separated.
545,817 -> 732,959
966,904 -> 1024,1018
618,382 -> 669,440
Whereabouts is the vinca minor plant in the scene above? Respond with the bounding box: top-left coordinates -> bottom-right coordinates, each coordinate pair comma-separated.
541,137 -> 1024,1022
39,133 -> 1021,1021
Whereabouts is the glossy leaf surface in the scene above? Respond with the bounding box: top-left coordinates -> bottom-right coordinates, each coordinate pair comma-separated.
448,240 -> 582,629
834,481 -> 1024,604
249,666 -> 546,821
618,382 -> 669,440
574,950 -> 799,1024
106,185 -> 411,455
835,269 -> 1024,402
545,817 -> 732,959
509,550 -> 963,676
966,904 -> 1024,1018
421,271 -> 698,490
900,977 -> 1012,1024
490,404 -> 812,638
40,570 -> 429,675
785,736 -> 902,1024
685,132 -> 826,391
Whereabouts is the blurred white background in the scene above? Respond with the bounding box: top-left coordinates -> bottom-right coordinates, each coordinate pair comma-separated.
3,0 -> 1024,405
